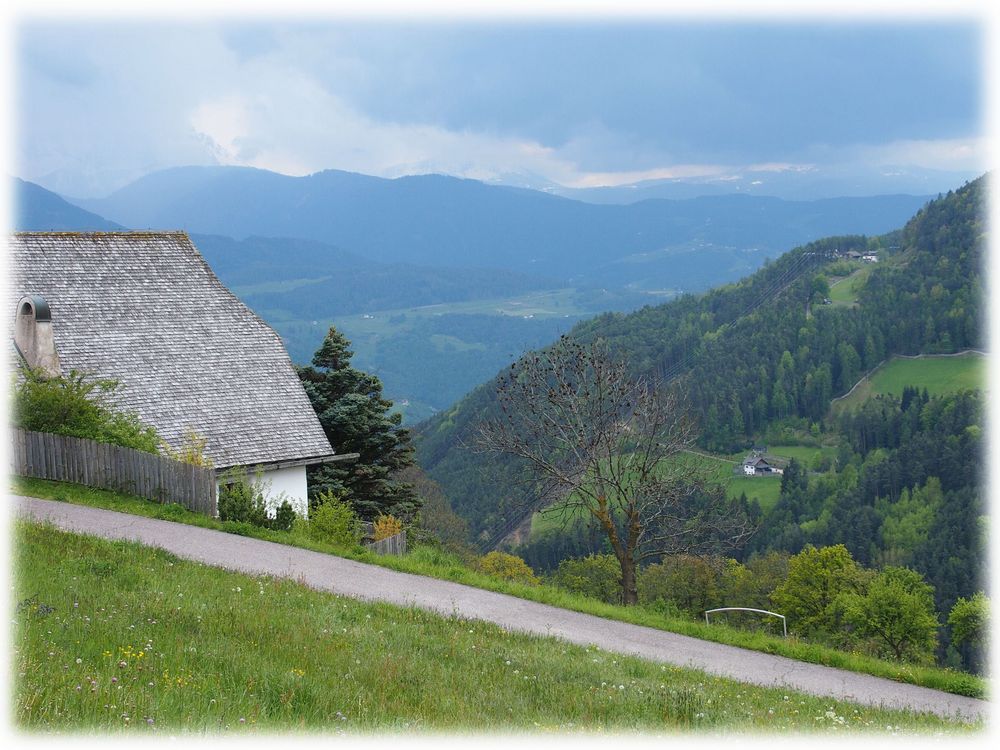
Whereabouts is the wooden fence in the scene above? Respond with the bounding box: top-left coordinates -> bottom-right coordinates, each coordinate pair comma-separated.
360,520 -> 408,556
10,428 -> 217,516
365,532 -> 407,556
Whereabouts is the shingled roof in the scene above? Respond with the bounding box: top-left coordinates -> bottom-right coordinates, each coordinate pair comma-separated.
9,232 -> 334,469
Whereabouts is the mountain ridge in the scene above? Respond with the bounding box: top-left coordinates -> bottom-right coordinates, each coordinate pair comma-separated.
66,165 -> 932,288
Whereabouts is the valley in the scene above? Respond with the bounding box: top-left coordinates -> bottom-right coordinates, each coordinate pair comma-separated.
17,173 -> 930,425
12,171 -> 987,679
11,17 -> 989,736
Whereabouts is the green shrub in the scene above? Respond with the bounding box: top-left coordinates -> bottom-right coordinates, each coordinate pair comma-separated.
272,500 -> 297,532
643,597 -> 686,621
948,592 -> 989,675
842,566 -> 938,665
217,468 -> 269,527
217,469 -> 298,531
306,491 -> 362,548
552,554 -> 621,604
475,551 -> 539,586
770,544 -> 869,643
11,367 -> 160,453
639,555 -> 723,617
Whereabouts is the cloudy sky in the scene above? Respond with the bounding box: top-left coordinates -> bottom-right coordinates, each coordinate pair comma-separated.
12,11 -> 989,198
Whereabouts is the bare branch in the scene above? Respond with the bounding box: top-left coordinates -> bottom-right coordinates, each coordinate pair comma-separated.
473,337 -> 754,605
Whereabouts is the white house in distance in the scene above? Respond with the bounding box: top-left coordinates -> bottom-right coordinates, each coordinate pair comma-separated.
741,454 -> 783,477
10,231 -> 351,516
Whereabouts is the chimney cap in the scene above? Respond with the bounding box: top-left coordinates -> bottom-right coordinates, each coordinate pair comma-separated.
17,295 -> 52,322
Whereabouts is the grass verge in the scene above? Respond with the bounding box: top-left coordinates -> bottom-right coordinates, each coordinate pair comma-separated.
12,521 -> 980,733
11,476 -> 986,701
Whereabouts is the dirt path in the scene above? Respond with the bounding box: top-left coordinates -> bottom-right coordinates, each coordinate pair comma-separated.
12,495 -> 988,722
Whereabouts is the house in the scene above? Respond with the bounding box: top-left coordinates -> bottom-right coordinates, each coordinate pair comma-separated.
742,455 -> 782,476
843,250 -> 863,260
862,253 -> 879,263
9,231 -> 349,517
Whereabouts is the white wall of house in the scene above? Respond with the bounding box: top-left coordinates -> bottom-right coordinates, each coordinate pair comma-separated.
216,465 -> 310,519
259,465 -> 310,518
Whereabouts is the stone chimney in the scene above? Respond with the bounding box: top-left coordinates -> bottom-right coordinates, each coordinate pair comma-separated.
14,295 -> 62,377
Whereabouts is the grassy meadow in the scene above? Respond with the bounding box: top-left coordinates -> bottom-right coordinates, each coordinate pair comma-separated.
827,263 -> 875,306
527,448 -> 784,540
832,352 -> 985,414
11,521 -> 980,734
12,476 -> 986,700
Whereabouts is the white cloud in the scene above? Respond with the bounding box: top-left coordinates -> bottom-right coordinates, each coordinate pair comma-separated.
16,24 -> 987,197
852,137 -> 988,172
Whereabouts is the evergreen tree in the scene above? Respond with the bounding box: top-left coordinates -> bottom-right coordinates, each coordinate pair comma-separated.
298,326 -> 418,519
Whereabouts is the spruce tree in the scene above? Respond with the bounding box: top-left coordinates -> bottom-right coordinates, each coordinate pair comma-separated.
297,326 -> 418,520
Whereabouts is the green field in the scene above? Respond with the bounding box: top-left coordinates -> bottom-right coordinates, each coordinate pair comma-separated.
13,522 -> 976,733
833,352 -> 986,413
530,450 -> 783,539
529,442 -> 849,538
827,263 -> 874,306
767,445 -> 824,463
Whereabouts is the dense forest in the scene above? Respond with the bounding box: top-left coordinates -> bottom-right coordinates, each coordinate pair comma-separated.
414,176 -> 987,655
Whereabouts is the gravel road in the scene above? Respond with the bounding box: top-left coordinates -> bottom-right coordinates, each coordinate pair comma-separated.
12,495 -> 988,722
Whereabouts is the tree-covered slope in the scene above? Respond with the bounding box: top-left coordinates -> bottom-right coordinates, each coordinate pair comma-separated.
415,177 -> 986,545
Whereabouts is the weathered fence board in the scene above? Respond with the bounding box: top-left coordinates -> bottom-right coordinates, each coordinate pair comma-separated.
358,520 -> 407,555
10,428 -> 217,516
365,531 -> 407,556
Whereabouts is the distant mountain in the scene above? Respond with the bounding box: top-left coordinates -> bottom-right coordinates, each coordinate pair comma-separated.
12,177 -> 124,231
188,233 -> 373,287
69,166 -> 932,289
538,165 -> 980,204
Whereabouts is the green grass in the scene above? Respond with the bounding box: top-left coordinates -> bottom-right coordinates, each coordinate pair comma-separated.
827,264 -> 874,306
832,352 -> 986,414
12,521 -> 980,733
12,476 -> 986,700
528,450 -> 784,535
767,445 -> 835,464
727,475 -> 782,511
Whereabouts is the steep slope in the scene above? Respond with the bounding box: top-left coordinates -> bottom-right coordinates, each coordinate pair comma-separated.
416,177 -> 986,545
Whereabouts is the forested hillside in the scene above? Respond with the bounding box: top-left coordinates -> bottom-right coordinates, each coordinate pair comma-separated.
415,177 -> 986,619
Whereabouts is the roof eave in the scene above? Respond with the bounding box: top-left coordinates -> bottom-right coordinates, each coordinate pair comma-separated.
215,452 -> 360,477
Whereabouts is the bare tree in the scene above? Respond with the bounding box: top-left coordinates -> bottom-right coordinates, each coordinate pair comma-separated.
476,337 -> 754,605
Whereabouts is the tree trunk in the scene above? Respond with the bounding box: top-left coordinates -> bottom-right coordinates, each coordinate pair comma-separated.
618,551 -> 639,606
